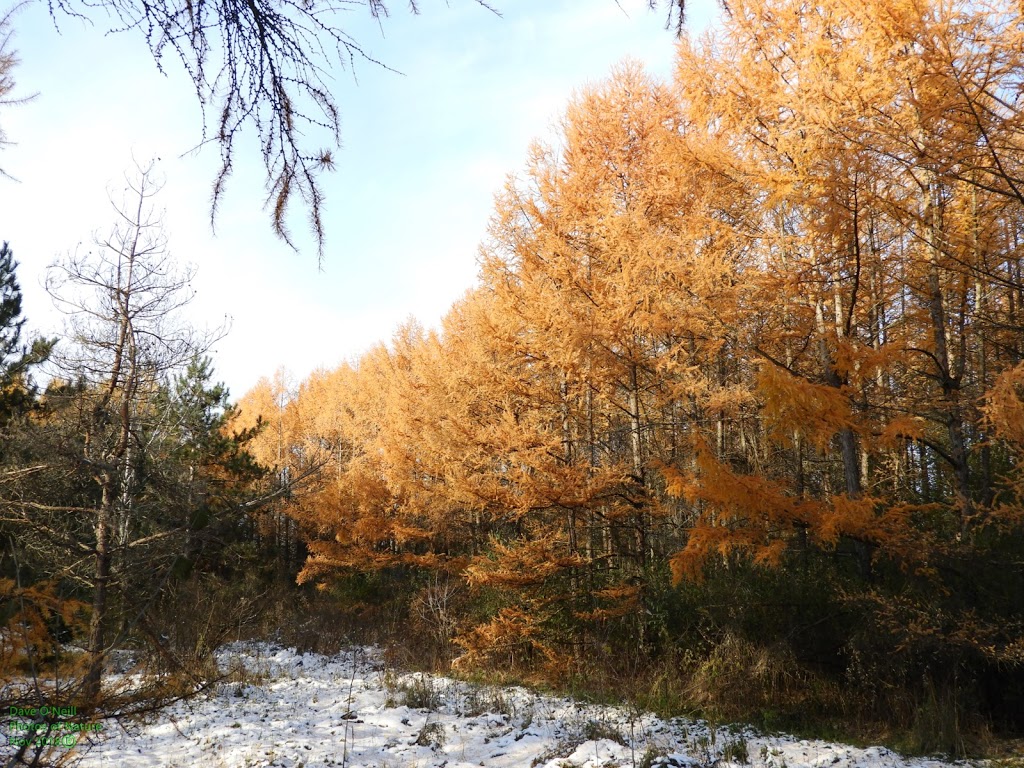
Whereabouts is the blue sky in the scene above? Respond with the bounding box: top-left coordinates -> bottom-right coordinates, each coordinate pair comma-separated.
1,0 -> 713,398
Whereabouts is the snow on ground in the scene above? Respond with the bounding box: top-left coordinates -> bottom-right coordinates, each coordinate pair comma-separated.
73,643 -> 963,768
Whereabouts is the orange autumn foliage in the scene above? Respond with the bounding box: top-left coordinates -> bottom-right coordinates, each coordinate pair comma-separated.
242,0 -> 1024,683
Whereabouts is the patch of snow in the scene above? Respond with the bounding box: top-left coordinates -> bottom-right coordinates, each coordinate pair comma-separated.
66,643 -> 966,768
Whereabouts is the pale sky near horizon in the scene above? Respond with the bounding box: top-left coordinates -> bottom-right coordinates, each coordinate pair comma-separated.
1,0 -> 714,399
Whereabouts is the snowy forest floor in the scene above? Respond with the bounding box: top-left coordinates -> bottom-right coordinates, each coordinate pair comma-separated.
66,643 -> 999,768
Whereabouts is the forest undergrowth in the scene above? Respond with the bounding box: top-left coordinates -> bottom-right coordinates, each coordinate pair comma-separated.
265,568 -> 1022,761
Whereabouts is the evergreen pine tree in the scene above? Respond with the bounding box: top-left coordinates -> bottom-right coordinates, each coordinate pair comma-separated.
0,241 -> 51,424
0,240 -> 26,375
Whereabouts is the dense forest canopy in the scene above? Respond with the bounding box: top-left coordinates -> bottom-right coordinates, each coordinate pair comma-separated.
235,0 -> 1024,750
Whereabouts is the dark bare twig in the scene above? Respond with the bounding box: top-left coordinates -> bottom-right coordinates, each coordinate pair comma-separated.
44,0 -> 501,262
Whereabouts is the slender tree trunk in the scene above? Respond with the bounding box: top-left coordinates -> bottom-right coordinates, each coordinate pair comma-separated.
560,375 -> 578,556
920,440 -> 931,500
926,180 -> 974,531
814,298 -> 862,498
628,363 -> 646,565
814,260 -> 869,577
84,475 -> 113,702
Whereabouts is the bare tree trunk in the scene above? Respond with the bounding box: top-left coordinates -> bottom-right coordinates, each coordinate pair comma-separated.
84,475 -> 113,702
926,180 -> 974,531
814,298 -> 862,498
628,363 -> 647,565
560,375 -> 578,557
